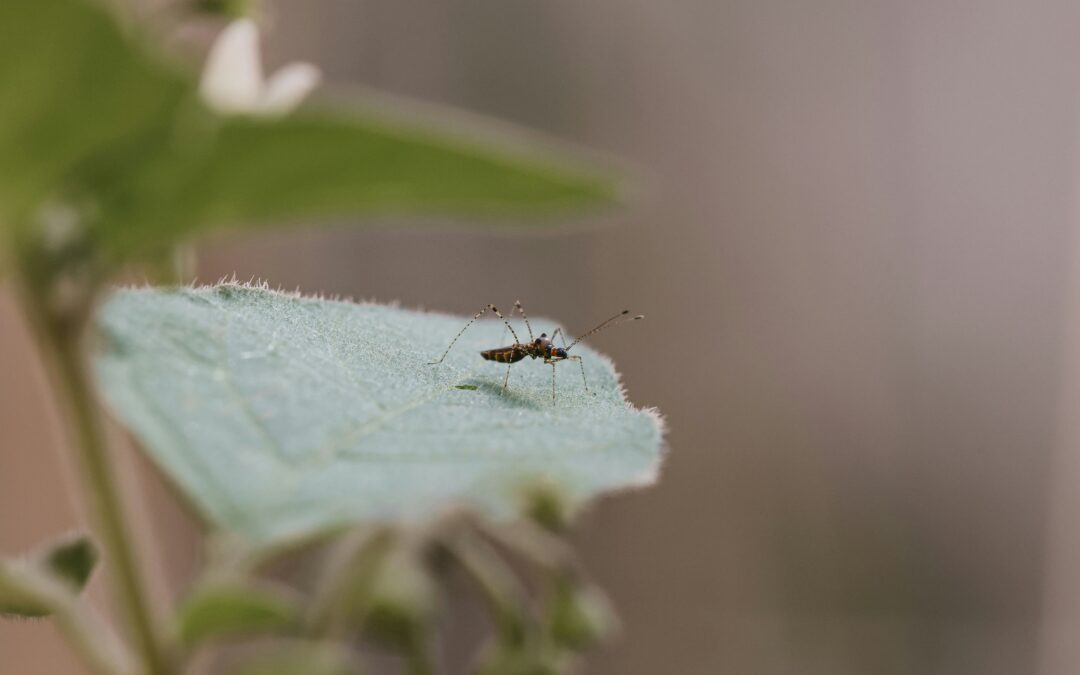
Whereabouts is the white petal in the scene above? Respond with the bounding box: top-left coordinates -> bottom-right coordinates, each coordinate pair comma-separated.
199,18 -> 264,113
260,62 -> 322,114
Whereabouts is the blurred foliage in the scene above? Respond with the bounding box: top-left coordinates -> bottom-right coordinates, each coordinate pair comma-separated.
0,533 -> 98,618
0,0 -> 653,673
0,0 -> 618,285
38,533 -> 99,595
174,580 -> 301,647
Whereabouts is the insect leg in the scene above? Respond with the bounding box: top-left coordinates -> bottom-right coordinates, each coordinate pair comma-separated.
428,304 -> 495,365
551,361 -> 557,404
552,328 -> 589,394
489,304 -> 522,345
513,300 -> 535,341
503,361 -> 513,390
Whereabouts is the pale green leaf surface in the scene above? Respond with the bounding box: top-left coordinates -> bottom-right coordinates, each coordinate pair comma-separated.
94,284 -> 662,543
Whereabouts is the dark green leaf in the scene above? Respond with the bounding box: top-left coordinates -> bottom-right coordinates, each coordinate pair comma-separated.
0,0 -> 187,231
94,284 -> 664,543
38,533 -> 99,593
0,0 -> 620,268
0,534 -> 99,618
97,109 -> 620,259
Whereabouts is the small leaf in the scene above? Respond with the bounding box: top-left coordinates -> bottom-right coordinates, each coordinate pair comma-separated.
94,284 -> 664,543
38,533 -> 99,593
351,547 -> 437,648
237,642 -> 356,675
472,640 -> 568,675
546,577 -> 617,650
174,580 -> 300,647
0,534 -> 99,618
520,479 -> 574,532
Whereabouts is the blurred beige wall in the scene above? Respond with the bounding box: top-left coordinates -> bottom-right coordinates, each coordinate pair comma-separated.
7,1 -> 1080,673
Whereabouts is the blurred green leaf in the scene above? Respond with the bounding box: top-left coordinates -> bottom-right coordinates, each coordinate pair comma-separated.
472,640 -> 568,675
175,580 -> 300,647
236,642 -> 356,675
351,547 -> 437,648
0,534 -> 99,618
97,109 -> 621,260
190,0 -> 256,18
0,0 -> 187,232
93,283 -> 664,543
0,0 -> 619,267
38,533 -> 99,594
546,577 -> 617,650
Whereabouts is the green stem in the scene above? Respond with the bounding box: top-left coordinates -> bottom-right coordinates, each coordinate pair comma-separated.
41,321 -> 173,675
0,560 -> 137,675
443,531 -> 529,645
406,636 -> 434,675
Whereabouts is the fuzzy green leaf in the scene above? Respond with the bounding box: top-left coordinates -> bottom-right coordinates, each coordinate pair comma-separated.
94,284 -> 663,543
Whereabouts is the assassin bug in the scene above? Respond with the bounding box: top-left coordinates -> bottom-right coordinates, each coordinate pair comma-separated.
428,300 -> 643,403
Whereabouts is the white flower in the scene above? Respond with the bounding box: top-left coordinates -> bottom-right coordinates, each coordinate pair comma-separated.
199,19 -> 321,115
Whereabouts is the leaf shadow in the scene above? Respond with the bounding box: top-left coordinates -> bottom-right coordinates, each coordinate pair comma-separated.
455,377 -> 545,411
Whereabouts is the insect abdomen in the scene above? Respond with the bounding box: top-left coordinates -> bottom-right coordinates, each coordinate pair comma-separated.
481,347 -> 526,363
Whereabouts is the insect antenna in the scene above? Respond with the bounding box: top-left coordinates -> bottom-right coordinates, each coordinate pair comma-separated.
566,310 -> 644,351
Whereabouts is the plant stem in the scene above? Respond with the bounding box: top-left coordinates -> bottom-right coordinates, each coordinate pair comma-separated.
406,637 -> 434,675
0,560 -> 138,675
43,323 -> 172,675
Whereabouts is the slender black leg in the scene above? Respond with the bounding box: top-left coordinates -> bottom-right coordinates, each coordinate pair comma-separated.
513,300 -> 535,341
429,304 -> 521,365
552,328 -> 589,394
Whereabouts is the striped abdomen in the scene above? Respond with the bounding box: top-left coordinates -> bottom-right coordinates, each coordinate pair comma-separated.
481,346 -> 527,363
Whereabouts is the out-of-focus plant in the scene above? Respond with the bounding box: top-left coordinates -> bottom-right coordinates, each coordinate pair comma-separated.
0,1 -> 663,674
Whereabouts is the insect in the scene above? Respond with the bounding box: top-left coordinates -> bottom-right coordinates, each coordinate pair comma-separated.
428,300 -> 643,403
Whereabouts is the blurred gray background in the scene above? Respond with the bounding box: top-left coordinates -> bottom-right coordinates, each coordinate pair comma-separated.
7,1 -> 1080,673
